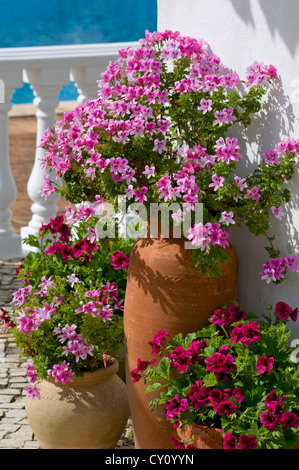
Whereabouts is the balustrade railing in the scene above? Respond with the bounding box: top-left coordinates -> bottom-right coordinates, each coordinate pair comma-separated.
0,41 -> 138,259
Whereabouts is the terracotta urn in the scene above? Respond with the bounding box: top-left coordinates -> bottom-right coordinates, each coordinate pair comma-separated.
177,423 -> 224,449
124,233 -> 238,449
25,356 -> 130,449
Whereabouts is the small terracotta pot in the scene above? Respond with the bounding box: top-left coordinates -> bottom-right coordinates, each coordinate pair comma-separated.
124,233 -> 238,449
177,423 -> 223,449
25,356 -> 130,449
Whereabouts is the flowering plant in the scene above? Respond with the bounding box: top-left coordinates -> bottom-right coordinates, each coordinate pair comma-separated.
39,29 -> 298,278
132,302 -> 299,449
1,207 -> 133,399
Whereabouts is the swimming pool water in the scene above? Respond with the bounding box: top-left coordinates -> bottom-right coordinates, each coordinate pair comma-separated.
0,0 -> 157,104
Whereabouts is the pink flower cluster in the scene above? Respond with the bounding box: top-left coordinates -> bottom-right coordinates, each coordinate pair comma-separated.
45,237 -> 98,263
260,389 -> 299,431
24,385 -> 41,400
245,61 -> 278,89
274,301 -> 298,322
164,381 -> 243,426
53,324 -> 94,363
39,214 -> 71,243
212,304 -> 246,326
130,329 -> 170,383
15,307 -> 43,337
223,432 -> 257,449
14,291 -> 61,337
167,339 -> 207,373
188,380 -> 243,416
187,222 -> 229,250
148,329 -> 170,356
204,345 -> 236,382
0,307 -> 16,330
11,285 -> 32,307
39,30 -> 276,211
163,394 -> 188,421
259,255 -> 299,284
130,358 -> 153,384
230,321 -> 262,346
75,282 -> 120,322
26,364 -> 38,383
47,360 -> 75,384
111,251 -> 129,270
214,137 -> 242,163
25,364 -> 41,400
256,356 -> 274,375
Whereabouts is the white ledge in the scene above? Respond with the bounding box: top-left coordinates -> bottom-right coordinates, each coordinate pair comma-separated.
0,41 -> 139,69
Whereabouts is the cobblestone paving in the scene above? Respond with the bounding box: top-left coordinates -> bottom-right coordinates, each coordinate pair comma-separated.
0,259 -> 134,449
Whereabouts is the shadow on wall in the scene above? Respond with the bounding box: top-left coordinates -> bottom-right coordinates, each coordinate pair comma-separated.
230,0 -> 299,57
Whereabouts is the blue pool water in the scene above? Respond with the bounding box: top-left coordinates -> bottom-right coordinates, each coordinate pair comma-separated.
0,0 -> 157,104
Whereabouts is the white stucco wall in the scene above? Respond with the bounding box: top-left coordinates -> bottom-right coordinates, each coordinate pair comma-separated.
158,0 -> 299,339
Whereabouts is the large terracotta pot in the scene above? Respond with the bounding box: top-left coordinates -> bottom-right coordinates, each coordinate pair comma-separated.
124,233 -> 238,449
177,423 -> 223,449
25,356 -> 130,449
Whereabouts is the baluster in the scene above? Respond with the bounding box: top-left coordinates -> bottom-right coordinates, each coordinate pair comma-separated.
71,66 -> 101,105
21,67 -> 70,254
0,70 -> 23,259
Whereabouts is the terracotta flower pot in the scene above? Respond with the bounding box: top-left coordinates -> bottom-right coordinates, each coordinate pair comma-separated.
25,356 -> 130,449
177,423 -> 224,449
124,234 -> 238,449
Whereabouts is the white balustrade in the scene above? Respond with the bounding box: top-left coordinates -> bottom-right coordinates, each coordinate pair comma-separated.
0,41 -> 138,258
20,67 -> 70,255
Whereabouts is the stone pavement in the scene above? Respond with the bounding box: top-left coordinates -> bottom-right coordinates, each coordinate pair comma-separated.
0,259 -> 134,449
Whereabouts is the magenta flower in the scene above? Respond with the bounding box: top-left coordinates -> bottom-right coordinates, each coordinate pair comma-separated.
215,400 -> 238,417
111,251 -> 129,270
188,380 -> 210,410
264,389 -> 286,410
230,322 -> 261,346
148,329 -> 170,356
239,435 -> 258,449
280,412 -> 299,430
25,385 -> 41,400
47,361 -> 75,384
130,358 -> 151,383
167,346 -> 191,373
163,394 -> 188,420
205,348 -> 236,382
133,186 -> 148,203
26,364 -> 37,384
260,410 -> 280,430
263,150 -> 280,165
223,432 -> 238,449
205,352 -> 227,373
275,301 -> 298,321
212,305 -> 246,326
256,356 -> 274,375
0,308 -> 15,329
187,339 -> 207,363
244,185 -> 260,201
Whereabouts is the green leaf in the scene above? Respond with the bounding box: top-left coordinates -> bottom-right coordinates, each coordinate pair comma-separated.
145,382 -> 166,394
202,372 -> 218,388
156,356 -> 170,380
